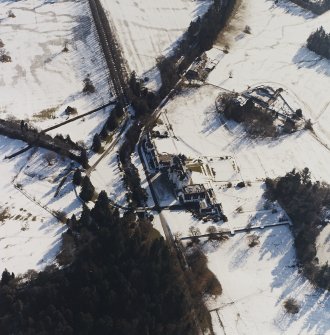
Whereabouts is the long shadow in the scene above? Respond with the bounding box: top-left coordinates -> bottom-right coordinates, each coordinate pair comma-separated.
37,232 -> 65,267
273,0 -> 316,19
262,225 -> 330,333
293,46 -> 330,77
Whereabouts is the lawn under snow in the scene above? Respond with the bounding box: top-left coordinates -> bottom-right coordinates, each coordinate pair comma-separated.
208,0 -> 330,149
205,226 -> 330,335
100,0 -> 211,90
0,136 -> 83,275
152,81 -> 330,332
159,84 -> 330,183
0,0 -> 112,144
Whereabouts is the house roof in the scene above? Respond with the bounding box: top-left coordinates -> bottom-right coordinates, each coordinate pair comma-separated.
183,184 -> 206,194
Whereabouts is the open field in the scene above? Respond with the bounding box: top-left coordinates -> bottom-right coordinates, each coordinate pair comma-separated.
0,0 -> 111,143
0,136 -> 83,275
160,85 -> 330,183
100,0 -> 211,90
206,226 -> 330,335
208,0 -> 330,147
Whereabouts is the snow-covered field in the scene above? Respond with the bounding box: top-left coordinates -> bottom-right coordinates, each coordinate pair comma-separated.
0,136 -> 83,275
149,0 -> 330,327
100,0 -> 211,89
0,0 -> 111,144
208,0 -> 330,147
317,225 -> 330,265
163,182 -> 290,237
159,85 -> 330,182
90,148 -> 128,208
205,226 -> 330,335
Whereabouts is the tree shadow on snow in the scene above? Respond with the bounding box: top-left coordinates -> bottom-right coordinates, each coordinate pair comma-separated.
293,46 -> 330,77
37,233 -> 64,267
262,226 -> 330,333
272,0 -> 315,20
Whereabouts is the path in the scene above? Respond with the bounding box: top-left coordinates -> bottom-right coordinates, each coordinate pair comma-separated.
180,220 -> 291,241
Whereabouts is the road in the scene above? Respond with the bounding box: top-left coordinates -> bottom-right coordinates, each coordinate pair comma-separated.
88,0 -> 128,106
41,101 -> 116,134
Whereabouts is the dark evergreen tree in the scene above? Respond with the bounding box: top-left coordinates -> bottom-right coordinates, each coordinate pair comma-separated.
92,134 -> 101,153
100,126 -> 108,140
69,214 -> 79,231
91,191 -> 112,226
80,205 -> 92,228
307,26 -> 330,59
113,103 -> 125,119
106,112 -> 118,131
80,149 -> 89,169
73,169 -> 82,186
0,269 -> 12,286
79,176 -> 95,202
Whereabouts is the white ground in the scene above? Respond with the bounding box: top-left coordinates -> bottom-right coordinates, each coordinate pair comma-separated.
0,0 -> 112,144
90,145 -> 128,208
100,0 -> 211,90
316,225 -> 330,265
205,226 -> 330,335
163,181 -> 289,235
156,82 -> 330,333
0,136 -> 83,275
149,1 -> 330,327
159,85 -> 330,182
208,0 -> 330,149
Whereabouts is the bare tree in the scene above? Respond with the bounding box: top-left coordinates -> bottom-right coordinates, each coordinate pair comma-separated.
0,49 -> 11,63
44,152 -> 57,166
284,298 -> 300,314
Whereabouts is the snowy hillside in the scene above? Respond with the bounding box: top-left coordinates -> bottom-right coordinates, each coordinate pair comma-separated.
100,0 -> 211,89
0,0 -> 111,143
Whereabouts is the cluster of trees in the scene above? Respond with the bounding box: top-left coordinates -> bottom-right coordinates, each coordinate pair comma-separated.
79,176 -> 95,202
128,72 -> 159,117
220,95 -> 278,138
91,103 -> 125,153
290,0 -> 330,14
118,122 -> 148,207
266,168 -> 330,290
123,163 -> 148,207
73,172 -> 96,203
88,0 -> 129,107
307,26 -> 330,59
83,77 -> 96,94
0,118 -> 88,167
126,0 -> 235,115
0,191 -> 206,335
157,0 -> 235,96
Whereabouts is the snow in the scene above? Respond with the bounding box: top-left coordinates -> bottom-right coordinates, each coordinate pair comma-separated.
89,146 -> 128,208
205,226 -> 330,335
0,0 -> 112,143
146,0 -> 330,329
316,225 -> 330,265
207,0 -> 330,147
48,105 -> 114,147
0,136 -> 80,275
100,0 -> 212,89
158,84 -> 330,183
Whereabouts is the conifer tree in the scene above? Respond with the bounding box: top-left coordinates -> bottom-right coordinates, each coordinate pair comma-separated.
92,134 -> 102,153
73,169 -> 82,186
79,176 -> 95,202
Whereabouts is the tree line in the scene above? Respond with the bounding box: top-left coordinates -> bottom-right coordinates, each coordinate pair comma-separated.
0,191 -> 206,335
127,0 -> 236,119
266,168 -> 330,290
91,103 -> 125,153
290,0 -> 330,15
307,26 -> 330,59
